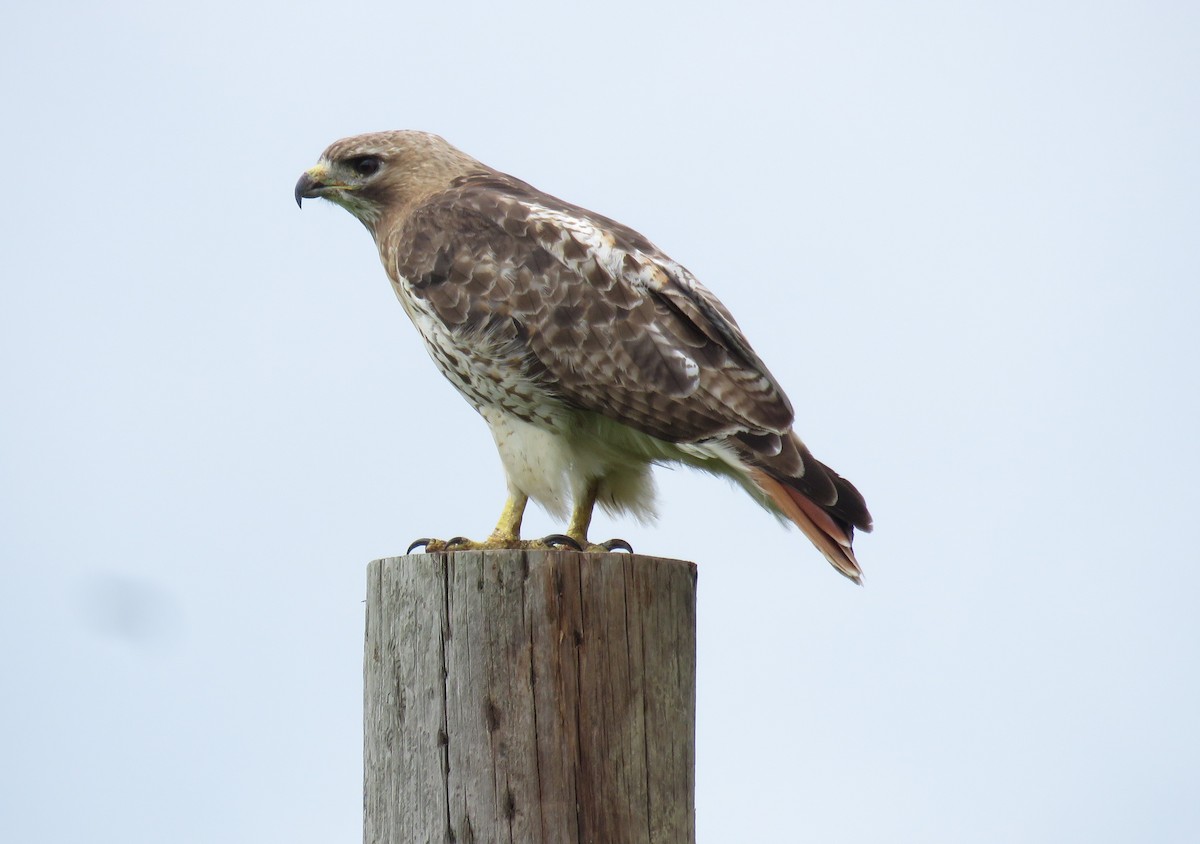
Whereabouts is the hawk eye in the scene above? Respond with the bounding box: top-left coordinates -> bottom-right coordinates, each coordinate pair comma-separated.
349,156 -> 381,177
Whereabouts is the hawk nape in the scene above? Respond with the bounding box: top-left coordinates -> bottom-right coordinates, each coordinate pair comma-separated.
296,131 -> 872,581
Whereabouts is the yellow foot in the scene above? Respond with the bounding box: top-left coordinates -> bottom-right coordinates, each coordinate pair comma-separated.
406,536 -> 513,553
406,535 -> 604,554
581,538 -> 634,554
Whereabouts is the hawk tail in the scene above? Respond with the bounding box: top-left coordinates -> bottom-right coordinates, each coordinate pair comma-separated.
750,470 -> 864,583
740,432 -> 872,583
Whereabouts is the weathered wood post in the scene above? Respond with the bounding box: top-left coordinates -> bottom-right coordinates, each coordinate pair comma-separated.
364,549 -> 697,844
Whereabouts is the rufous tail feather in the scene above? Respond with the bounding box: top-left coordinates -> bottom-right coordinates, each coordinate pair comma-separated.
749,469 -> 864,584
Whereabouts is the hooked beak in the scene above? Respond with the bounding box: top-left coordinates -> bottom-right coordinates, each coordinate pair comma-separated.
294,166 -> 331,208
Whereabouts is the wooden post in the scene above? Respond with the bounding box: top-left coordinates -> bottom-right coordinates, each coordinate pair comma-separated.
364,549 -> 697,844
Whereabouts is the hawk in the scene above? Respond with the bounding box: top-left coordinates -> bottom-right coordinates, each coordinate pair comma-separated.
296,131 -> 872,581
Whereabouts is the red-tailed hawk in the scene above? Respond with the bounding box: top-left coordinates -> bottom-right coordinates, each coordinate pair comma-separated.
296,131 -> 872,581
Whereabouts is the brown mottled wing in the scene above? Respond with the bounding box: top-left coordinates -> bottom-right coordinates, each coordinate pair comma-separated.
391,173 -> 794,445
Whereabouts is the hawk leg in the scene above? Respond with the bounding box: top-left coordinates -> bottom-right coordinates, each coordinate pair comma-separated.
487,491 -> 528,545
407,492 -> 530,552
566,483 -> 597,545
406,493 -> 588,553
568,481 -> 634,554
405,489 -> 631,554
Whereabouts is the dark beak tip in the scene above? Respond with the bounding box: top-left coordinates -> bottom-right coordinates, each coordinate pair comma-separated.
294,172 -> 320,209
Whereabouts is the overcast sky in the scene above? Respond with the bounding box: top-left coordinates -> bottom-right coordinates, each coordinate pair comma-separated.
2,1 -> 1198,842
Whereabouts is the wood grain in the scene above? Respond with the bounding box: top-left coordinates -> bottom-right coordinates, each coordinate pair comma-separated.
364,550 -> 696,844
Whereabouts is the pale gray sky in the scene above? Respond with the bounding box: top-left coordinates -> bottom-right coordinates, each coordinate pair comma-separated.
2,1 -> 1198,842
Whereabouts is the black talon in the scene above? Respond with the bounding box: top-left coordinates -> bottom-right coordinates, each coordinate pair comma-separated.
445,536 -> 472,549
541,534 -> 583,551
602,538 -> 634,553
407,538 -> 432,554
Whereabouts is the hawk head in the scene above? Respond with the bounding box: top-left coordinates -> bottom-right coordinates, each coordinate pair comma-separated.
295,130 -> 485,233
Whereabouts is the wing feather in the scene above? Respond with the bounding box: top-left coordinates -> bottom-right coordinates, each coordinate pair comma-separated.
392,173 -> 793,445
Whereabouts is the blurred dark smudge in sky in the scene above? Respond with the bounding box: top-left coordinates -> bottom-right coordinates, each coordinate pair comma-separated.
78,574 -> 182,644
